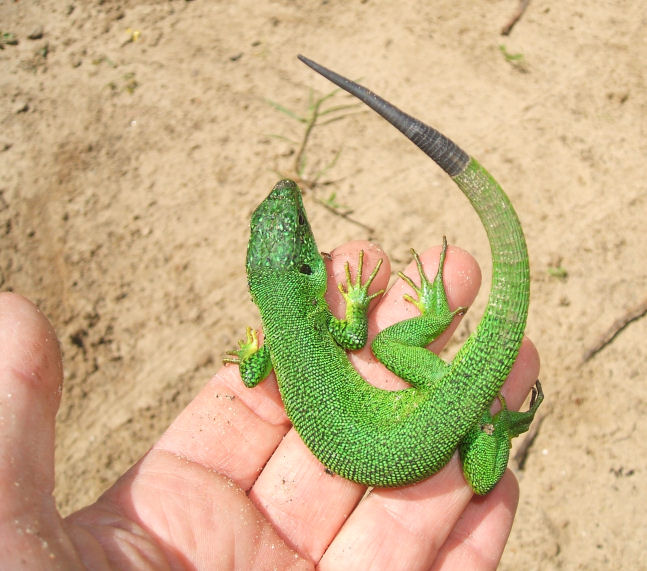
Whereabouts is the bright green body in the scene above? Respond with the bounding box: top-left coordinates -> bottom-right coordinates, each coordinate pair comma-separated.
227,58 -> 543,493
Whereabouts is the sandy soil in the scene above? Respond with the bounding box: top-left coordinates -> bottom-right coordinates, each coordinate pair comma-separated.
1,0 -> 646,568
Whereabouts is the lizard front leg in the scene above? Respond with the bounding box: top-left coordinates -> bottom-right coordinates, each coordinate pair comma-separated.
224,326 -> 272,388
328,250 -> 384,350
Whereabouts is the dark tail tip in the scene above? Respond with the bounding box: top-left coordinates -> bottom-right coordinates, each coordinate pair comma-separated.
297,55 -> 469,177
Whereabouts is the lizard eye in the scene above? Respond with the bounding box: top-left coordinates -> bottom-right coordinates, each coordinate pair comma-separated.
298,212 -> 305,226
299,263 -> 312,275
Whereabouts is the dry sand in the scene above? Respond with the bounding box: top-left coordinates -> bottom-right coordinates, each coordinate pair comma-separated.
1,1 -> 646,568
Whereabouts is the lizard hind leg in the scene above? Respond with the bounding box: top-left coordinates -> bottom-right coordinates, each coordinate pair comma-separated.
371,238 -> 467,390
459,381 -> 544,494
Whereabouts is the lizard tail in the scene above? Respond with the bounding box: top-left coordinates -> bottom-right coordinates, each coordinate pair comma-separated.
297,55 -> 470,176
298,55 -> 529,406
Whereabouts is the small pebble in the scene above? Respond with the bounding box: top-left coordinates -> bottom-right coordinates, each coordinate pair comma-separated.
14,101 -> 29,114
27,26 -> 44,40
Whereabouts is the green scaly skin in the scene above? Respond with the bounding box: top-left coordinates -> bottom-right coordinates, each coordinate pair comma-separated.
225,57 -> 543,494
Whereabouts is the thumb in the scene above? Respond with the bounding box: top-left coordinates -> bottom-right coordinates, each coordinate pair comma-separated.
0,293 -> 71,560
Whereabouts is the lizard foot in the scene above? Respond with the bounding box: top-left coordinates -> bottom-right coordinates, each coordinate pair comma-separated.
224,327 -> 272,388
398,237 -> 468,320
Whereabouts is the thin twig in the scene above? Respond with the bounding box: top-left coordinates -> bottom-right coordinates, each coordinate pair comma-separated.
582,297 -> 647,362
501,0 -> 531,36
293,98 -> 322,177
316,198 -> 375,235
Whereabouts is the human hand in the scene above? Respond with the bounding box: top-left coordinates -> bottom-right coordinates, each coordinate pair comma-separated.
0,240 -> 539,569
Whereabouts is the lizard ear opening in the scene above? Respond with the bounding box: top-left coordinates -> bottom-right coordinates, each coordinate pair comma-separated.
299,263 -> 313,275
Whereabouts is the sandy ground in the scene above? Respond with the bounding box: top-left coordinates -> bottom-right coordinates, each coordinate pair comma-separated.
1,0 -> 646,568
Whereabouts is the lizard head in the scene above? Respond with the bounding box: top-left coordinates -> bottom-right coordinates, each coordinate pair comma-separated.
246,179 -> 327,299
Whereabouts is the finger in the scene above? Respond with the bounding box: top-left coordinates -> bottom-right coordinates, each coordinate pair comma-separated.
0,293 -> 74,563
0,293 -> 62,503
320,460 -> 473,570
249,430 -> 364,559
249,241 -> 482,562
431,471 -> 519,570
320,462 -> 518,570
321,336 -> 540,568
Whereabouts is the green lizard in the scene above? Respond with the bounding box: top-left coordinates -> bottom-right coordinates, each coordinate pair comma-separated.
225,56 -> 543,494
